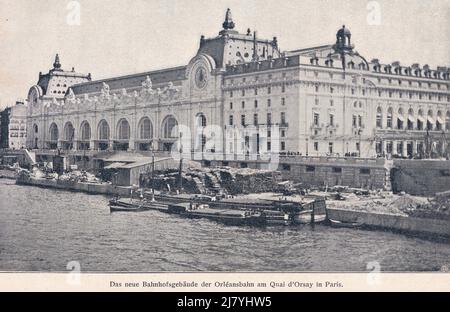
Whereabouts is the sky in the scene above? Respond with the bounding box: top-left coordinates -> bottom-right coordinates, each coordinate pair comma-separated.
0,0 -> 449,109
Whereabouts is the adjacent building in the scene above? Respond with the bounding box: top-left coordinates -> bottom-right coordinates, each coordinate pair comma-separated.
8,101 -> 27,149
26,9 -> 450,164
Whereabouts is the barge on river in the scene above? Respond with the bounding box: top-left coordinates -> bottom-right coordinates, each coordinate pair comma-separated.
109,192 -> 327,226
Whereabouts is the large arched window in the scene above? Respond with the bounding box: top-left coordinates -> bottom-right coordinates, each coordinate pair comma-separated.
162,115 -> 178,138
138,117 -> 153,140
436,111 -> 443,131
80,121 -> 91,141
397,108 -> 404,129
376,107 -> 382,129
117,118 -> 130,140
64,122 -> 75,141
407,108 -> 415,130
98,120 -> 110,141
387,107 -> 393,129
446,111 -> 450,131
49,123 -> 58,141
427,110 -> 434,131
417,109 -> 424,130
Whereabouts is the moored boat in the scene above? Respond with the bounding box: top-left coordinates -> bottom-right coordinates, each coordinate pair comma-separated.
109,197 -> 169,213
168,202 -> 266,226
329,219 -> 364,228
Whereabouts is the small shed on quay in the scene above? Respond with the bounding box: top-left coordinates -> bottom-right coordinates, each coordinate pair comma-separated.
101,157 -> 182,186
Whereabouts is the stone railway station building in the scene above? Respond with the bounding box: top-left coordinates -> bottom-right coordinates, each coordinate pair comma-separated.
26,9 -> 450,166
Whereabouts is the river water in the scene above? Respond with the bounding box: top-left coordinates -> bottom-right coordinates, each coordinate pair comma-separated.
0,178 -> 448,272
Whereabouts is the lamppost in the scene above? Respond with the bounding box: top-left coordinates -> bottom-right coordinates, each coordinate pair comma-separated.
178,132 -> 183,192
358,129 -> 362,158
150,140 -> 155,201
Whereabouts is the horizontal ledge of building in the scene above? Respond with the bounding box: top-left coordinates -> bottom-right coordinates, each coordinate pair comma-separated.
376,129 -> 449,134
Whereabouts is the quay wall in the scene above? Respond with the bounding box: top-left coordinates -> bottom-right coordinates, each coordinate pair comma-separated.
391,160 -> 450,196
204,156 -> 391,190
327,208 -> 450,238
17,177 -> 131,197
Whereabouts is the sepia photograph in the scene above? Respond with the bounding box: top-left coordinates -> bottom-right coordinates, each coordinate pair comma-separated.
0,0 -> 449,292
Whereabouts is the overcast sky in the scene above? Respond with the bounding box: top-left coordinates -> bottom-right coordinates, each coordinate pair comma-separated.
0,0 -> 449,109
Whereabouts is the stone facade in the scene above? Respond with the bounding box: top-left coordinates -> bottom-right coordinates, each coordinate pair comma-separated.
26,10 -> 450,161
8,101 -> 27,149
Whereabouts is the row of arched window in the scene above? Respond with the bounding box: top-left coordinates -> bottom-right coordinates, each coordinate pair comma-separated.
45,116 -> 180,142
376,107 -> 450,131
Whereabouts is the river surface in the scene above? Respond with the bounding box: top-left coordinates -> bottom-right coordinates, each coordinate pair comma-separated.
0,178 -> 449,272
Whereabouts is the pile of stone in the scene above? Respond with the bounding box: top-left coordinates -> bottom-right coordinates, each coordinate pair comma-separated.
215,168 -> 282,195
139,166 -> 283,195
401,192 -> 450,220
58,170 -> 102,183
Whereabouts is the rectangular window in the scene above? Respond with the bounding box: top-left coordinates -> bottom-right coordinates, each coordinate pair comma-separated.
332,167 -> 342,173
241,101 -> 245,109
328,142 -> 333,154
229,115 -> 233,126
242,89 -> 245,96
281,112 -> 286,124
281,98 -> 285,106
356,142 -> 360,151
230,102 -> 233,109
254,100 -> 258,108
282,164 -> 291,171
314,142 -> 319,151
230,91 -> 233,98
267,113 -> 272,125
267,141 -> 271,151
330,87 -> 334,94
254,88 -> 258,95
253,114 -> 258,126
329,114 -> 334,126
314,113 -> 320,126
267,99 -> 271,107
281,130 -> 286,137
281,141 -> 286,151
306,165 -> 315,172
352,115 -> 357,127
268,86 -> 271,94
282,84 -> 286,93
241,115 -> 246,126
358,115 -> 362,127
360,168 -> 371,174
330,99 -> 334,106
386,142 -> 393,154
267,130 -> 271,138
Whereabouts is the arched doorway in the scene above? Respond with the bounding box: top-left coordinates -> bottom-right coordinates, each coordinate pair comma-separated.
195,113 -> 207,152
79,121 -> 91,150
161,115 -> 178,151
63,122 -> 75,150
97,119 -> 110,150
48,123 -> 58,149
32,124 -> 39,149
137,117 -> 153,151
114,118 -> 130,151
